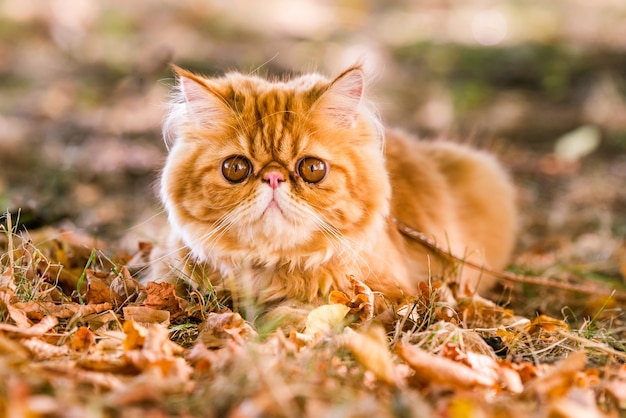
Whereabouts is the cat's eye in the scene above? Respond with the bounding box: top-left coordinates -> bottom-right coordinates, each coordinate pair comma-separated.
297,157 -> 328,184
221,156 -> 252,183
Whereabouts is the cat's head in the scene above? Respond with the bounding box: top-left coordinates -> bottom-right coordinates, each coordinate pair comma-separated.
160,65 -> 390,269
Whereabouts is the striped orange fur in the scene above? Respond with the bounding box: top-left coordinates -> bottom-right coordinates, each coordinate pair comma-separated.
152,65 -> 517,317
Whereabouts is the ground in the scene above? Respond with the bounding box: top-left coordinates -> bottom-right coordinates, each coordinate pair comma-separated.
1,1 -> 625,417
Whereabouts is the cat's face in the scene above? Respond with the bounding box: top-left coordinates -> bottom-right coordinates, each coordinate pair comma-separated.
161,66 -> 390,267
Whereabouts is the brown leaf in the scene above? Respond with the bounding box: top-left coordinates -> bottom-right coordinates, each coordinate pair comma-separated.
397,342 -> 496,389
123,323 -> 190,379
40,361 -> 125,391
0,315 -> 58,337
81,310 -> 120,332
69,326 -> 95,352
547,388 -> 605,418
124,241 -> 153,270
84,271 -> 115,304
328,276 -> 374,322
0,266 -> 16,292
186,341 -> 219,374
198,311 -> 256,349
605,376 -> 626,409
123,306 -> 170,326
495,360 -> 525,393
110,266 -> 144,303
78,351 -> 137,374
515,362 -> 541,384
21,337 -> 71,360
523,351 -> 587,399
143,282 -> 187,320
0,333 -> 30,364
123,320 -> 184,358
1,290 -> 31,328
13,301 -> 113,321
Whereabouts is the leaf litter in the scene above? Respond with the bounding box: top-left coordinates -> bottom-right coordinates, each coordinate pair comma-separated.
2,1 -> 626,415
0,221 -> 625,417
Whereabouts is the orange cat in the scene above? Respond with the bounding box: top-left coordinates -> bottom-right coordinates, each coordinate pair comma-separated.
153,64 -> 517,317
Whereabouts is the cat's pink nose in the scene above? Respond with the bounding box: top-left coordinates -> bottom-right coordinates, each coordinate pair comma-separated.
263,172 -> 285,189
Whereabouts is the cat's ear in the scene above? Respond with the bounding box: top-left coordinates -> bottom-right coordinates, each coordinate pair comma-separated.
314,66 -> 364,128
172,65 -> 230,129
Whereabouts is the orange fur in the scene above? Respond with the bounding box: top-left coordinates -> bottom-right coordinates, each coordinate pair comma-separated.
152,65 -> 517,312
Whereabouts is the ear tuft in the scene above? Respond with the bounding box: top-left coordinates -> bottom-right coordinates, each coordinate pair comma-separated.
316,67 -> 364,128
172,65 -> 230,129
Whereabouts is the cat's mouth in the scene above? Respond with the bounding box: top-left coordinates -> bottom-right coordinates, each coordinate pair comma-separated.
262,198 -> 284,217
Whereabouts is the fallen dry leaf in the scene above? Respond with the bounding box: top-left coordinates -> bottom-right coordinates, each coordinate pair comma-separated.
143,282 -> 187,320
123,306 -> 170,326
109,266 -> 144,303
329,276 -> 374,321
304,304 -> 349,337
495,360 -> 525,393
1,289 -> 31,328
83,270 -> 116,304
122,323 -> 191,381
78,351 -> 137,374
0,315 -> 57,338
186,341 -> 219,374
21,337 -> 71,360
198,310 -> 256,348
0,266 -> 16,292
13,301 -> 113,321
69,326 -> 96,352
142,323 -> 184,357
525,315 -> 569,335
547,387 -> 605,418
81,310 -> 120,332
123,320 -> 148,351
38,361 -> 126,391
340,326 -> 401,386
523,351 -> 587,399
0,333 -> 30,363
605,376 -> 626,409
397,342 -> 496,389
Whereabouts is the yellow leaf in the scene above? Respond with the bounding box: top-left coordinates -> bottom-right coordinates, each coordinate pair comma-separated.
525,315 -> 569,335
123,320 -> 147,350
341,326 -> 400,386
304,304 -> 349,336
554,125 -> 600,162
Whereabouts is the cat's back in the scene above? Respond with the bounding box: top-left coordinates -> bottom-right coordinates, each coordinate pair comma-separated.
384,129 -> 517,282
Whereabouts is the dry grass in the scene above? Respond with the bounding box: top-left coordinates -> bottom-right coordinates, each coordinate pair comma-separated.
1,210 -> 625,416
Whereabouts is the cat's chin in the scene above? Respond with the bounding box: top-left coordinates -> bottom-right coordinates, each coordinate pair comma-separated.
244,212 -> 316,253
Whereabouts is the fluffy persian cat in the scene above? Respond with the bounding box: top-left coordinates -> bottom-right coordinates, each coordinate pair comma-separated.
153,64 -> 517,318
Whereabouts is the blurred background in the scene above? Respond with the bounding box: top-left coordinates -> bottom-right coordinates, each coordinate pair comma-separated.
0,0 -> 625,265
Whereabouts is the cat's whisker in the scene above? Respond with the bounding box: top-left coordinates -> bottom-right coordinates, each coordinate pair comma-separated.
139,242 -> 192,278
287,198 -> 373,276
125,209 -> 167,233
247,54 -> 279,77
196,199 -> 257,256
